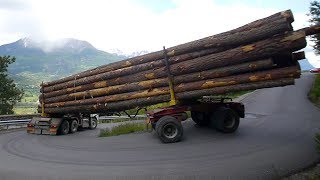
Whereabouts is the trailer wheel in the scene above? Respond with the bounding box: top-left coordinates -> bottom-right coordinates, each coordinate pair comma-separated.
69,120 -> 78,133
191,111 -> 209,126
156,116 -> 183,143
211,108 -> 240,133
90,117 -> 98,129
58,120 -> 70,135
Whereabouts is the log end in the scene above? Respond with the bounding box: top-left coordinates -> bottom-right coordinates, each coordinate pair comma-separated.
281,9 -> 294,23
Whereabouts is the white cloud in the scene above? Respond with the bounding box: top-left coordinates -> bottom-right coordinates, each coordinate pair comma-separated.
0,0 -> 283,51
0,0 -> 319,68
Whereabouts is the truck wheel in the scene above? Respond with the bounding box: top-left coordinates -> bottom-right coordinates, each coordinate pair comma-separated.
191,111 -> 209,126
211,108 -> 240,133
58,120 -> 70,135
90,117 -> 98,129
156,116 -> 183,143
69,120 -> 78,133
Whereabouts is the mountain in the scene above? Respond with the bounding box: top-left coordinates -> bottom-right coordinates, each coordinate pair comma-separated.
298,59 -> 315,71
0,38 -> 126,76
0,38 -> 126,92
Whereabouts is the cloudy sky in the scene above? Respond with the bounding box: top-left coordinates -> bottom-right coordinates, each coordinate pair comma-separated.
0,0 -> 319,67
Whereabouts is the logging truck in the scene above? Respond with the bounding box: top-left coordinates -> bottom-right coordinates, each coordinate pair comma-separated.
27,9 -> 320,143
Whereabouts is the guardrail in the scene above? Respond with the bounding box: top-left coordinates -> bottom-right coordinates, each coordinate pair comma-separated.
0,114 -> 38,130
0,114 -> 39,120
0,114 -> 147,130
0,119 -> 31,130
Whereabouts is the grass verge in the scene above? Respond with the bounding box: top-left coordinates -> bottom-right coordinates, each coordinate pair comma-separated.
308,74 -> 320,107
13,107 -> 37,115
99,123 -> 149,137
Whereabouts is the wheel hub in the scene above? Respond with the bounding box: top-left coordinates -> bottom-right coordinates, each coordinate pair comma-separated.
224,116 -> 235,128
163,123 -> 178,138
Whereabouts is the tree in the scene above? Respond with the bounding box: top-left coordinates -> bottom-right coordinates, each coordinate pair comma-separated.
0,56 -> 23,115
308,1 -> 320,54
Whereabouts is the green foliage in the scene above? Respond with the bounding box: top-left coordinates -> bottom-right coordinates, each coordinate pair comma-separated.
99,123 -> 147,137
0,56 -> 24,115
308,1 -> 320,54
222,90 -> 252,99
309,74 -> 320,107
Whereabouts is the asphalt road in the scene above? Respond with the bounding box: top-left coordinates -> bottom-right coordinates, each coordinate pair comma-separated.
0,74 -> 320,180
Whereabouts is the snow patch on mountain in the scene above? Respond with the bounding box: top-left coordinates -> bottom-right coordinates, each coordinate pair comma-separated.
108,48 -> 150,58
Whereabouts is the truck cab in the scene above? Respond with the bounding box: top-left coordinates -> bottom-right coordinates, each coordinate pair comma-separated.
27,114 -> 98,135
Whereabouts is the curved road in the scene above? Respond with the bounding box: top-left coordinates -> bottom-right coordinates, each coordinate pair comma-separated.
0,74 -> 320,180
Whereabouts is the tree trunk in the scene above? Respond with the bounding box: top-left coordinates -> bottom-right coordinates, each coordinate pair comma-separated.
42,31 -> 306,94
301,25 -> 320,36
40,78 -> 294,114
42,50 -> 306,100
43,65 -> 300,108
42,10 -> 293,88
42,58 -> 274,101
292,51 -> 305,61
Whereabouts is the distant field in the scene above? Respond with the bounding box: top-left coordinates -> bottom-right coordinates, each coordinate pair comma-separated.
13,107 -> 38,115
13,92 -> 39,115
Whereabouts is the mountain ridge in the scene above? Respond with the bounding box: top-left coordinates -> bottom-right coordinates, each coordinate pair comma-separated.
0,38 -> 126,75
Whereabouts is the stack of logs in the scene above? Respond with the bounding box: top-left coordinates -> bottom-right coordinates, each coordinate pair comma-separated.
38,9 -> 320,115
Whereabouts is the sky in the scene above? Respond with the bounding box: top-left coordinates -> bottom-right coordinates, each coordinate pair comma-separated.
0,0 -> 319,67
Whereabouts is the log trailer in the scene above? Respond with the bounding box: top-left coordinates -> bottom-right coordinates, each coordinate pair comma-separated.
146,97 -> 244,143
27,96 -> 244,143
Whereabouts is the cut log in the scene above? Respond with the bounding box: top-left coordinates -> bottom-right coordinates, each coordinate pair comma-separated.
43,65 -> 300,108
42,10 -> 294,88
301,25 -> 320,36
40,78 -> 294,114
41,47 -> 228,93
42,30 -> 306,93
292,51 -> 305,61
42,58 -> 274,101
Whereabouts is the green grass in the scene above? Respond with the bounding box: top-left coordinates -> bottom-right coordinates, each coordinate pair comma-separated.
13,91 -> 39,115
13,107 -> 38,115
308,74 -> 320,107
223,90 -> 253,99
99,123 -> 149,137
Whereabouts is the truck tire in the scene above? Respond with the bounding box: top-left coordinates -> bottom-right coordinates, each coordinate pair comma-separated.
156,116 -> 183,143
211,107 -> 240,133
58,120 -> 69,135
69,120 -> 78,133
89,117 -> 98,129
191,111 -> 209,126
